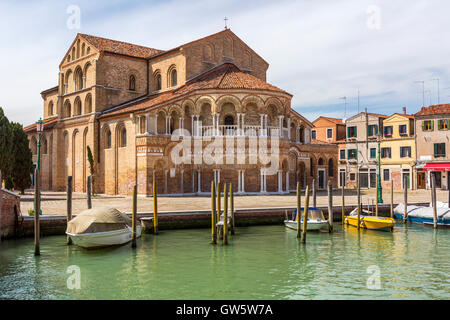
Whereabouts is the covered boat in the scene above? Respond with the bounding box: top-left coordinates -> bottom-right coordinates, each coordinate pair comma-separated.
284,208 -> 329,231
394,203 -> 450,228
345,208 -> 394,231
66,207 -> 142,249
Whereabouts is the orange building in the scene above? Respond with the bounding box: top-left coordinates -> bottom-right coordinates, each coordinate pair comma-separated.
311,116 -> 346,143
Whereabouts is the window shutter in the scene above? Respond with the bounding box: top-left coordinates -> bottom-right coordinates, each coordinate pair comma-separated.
434,143 -> 438,157
355,127 -> 357,137
422,121 -> 425,131
347,127 -> 349,138
443,143 -> 446,156
431,121 -> 434,131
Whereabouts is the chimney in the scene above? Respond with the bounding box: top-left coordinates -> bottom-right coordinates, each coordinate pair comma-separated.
402,107 -> 406,114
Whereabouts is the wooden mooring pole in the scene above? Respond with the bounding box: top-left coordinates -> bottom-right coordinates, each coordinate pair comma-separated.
67,176 -> 73,245
223,183 -> 228,245
216,182 -> 221,239
390,179 -> 394,218
34,168 -> 40,256
132,185 -> 137,248
301,185 -> 310,244
431,173 -> 437,229
87,175 -> 92,209
296,181 -> 301,238
375,178 -> 379,217
211,181 -> 217,244
341,183 -> 345,225
357,172 -> 361,230
403,175 -> 408,224
153,180 -> 159,234
327,180 -> 333,233
312,179 -> 316,208
230,183 -> 235,235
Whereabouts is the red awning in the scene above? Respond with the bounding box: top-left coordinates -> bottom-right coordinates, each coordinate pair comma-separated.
423,162 -> 450,171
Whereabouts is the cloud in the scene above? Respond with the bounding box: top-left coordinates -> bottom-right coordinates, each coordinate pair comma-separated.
1,0 -> 450,125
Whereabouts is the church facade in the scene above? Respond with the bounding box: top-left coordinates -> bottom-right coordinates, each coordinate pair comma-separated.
25,29 -> 338,196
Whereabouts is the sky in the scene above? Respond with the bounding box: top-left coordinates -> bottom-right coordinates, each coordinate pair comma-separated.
1,0 -> 450,126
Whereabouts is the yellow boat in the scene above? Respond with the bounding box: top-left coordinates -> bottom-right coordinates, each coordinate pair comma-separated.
345,209 -> 395,231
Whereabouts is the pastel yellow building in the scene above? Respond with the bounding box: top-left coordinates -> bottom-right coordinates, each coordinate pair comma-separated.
380,112 -> 415,190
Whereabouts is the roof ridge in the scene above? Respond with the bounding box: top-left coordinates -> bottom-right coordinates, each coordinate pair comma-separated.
79,33 -> 162,52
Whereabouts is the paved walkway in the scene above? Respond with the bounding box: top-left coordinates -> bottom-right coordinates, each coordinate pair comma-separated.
18,188 -> 448,216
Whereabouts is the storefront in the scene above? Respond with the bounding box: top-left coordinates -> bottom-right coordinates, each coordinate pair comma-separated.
421,162 -> 450,189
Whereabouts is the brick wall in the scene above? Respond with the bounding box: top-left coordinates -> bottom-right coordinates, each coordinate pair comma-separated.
0,189 -> 21,239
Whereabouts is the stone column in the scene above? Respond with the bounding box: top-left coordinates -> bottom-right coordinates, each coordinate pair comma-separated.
260,169 -> 264,193
278,170 -> 282,193
154,114 -> 158,135
197,170 -> 201,193
191,115 -> 195,136
241,170 -> 245,193
287,118 -> 291,140
195,115 -> 200,137
164,170 -> 168,194
146,114 -> 150,134
180,169 -> 184,194
278,115 -> 284,137
286,171 -> 289,192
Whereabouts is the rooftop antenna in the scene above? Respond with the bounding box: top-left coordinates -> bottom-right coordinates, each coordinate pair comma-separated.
431,78 -> 440,105
414,80 -> 425,107
357,89 -> 360,114
224,17 -> 229,29
340,96 -> 347,118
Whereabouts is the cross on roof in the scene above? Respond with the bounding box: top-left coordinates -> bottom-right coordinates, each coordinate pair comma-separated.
224,17 -> 228,29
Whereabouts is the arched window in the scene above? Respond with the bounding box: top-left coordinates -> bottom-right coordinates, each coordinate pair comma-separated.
119,128 -> 127,147
129,75 -> 136,91
105,129 -> 111,149
30,136 -> 37,155
328,159 -> 334,177
156,73 -> 162,91
318,158 -> 324,166
171,69 -> 177,87
224,115 -> 234,125
67,55 -> 71,63
139,116 -> 146,134
84,94 -> 92,114
64,100 -> 71,118
74,67 -> 83,91
74,97 -> 82,115
81,43 -> 85,56
41,136 -> 48,154
87,47 -> 90,54
48,101 -> 54,116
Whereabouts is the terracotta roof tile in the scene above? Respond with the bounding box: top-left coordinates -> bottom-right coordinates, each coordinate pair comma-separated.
24,116 -> 58,133
313,116 -> 344,125
101,63 -> 290,118
79,34 -> 164,59
415,104 -> 450,116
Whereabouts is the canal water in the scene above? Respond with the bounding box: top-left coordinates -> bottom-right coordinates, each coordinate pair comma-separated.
0,223 -> 449,299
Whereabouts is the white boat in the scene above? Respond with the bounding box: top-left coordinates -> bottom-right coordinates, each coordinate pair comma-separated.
66,207 -> 142,249
284,208 -> 329,231
394,203 -> 450,228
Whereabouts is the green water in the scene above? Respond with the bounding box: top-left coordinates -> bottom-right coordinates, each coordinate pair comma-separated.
0,224 -> 449,300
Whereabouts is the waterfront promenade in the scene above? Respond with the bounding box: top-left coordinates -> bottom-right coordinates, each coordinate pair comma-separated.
19,189 -> 447,216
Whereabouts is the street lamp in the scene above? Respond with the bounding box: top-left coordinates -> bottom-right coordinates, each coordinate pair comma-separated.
377,130 -> 383,203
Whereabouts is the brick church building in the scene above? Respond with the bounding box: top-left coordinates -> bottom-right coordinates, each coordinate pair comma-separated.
25,29 -> 337,195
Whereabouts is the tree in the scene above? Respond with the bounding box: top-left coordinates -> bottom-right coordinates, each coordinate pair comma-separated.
0,107 -> 13,185
87,145 -> 95,195
9,122 -> 33,193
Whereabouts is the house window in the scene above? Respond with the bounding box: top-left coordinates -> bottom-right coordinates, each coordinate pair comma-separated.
400,146 -> 411,158
438,119 -> 449,131
347,149 -> 357,160
381,147 -> 391,158
368,125 -> 378,137
347,126 -> 357,138
129,75 -> 136,91
349,173 -> 356,181
434,143 -> 446,158
326,128 -> 333,139
370,148 -> 376,159
339,149 -> 346,160
399,124 -> 407,136
384,126 -> 393,137
422,120 -> 434,131
311,130 -> 316,140
383,169 -> 390,181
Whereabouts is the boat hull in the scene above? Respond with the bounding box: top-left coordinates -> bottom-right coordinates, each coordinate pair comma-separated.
394,213 -> 450,228
284,220 -> 329,231
67,225 -> 142,249
345,215 -> 394,231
